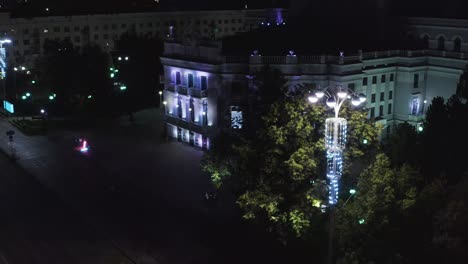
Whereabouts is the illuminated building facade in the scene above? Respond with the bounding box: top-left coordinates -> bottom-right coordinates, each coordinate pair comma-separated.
161,16 -> 468,147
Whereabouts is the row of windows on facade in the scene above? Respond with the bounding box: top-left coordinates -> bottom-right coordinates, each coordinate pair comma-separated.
14,26 -> 240,47
420,35 -> 462,52
16,29 -> 167,46
16,18 -> 244,35
362,73 -> 395,86
363,73 -> 421,88
171,99 -> 209,126
369,103 -> 392,118
174,72 -> 208,90
370,90 -> 393,103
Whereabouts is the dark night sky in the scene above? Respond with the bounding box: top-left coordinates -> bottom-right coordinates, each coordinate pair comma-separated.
4,0 -> 468,18
4,0 -> 288,11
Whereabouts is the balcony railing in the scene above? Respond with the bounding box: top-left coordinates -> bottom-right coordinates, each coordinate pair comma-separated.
188,88 -> 208,98
166,84 -> 208,98
218,49 -> 468,66
165,114 -> 209,135
408,114 -> 425,122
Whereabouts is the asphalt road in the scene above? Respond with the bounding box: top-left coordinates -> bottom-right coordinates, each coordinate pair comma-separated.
0,147 -> 135,263
0,109 -> 289,264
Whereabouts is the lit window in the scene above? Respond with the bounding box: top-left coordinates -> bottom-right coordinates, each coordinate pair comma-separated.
411,97 -> 420,115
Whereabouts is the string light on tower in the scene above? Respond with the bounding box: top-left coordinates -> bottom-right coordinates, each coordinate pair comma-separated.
308,84 -> 366,264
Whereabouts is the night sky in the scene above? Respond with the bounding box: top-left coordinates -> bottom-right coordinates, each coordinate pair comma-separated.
4,0 -> 468,19
3,0 -> 288,11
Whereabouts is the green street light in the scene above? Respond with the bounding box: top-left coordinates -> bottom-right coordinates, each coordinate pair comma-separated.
358,218 -> 365,225
349,189 -> 356,195
32,80 -> 36,84
418,126 -> 423,132
26,93 -> 31,97
53,93 -> 57,98
110,67 -> 114,71
21,95 -> 27,100
49,95 -> 54,100
120,85 -> 127,91
363,139 -> 368,144
88,95 -> 92,99
110,73 -> 115,78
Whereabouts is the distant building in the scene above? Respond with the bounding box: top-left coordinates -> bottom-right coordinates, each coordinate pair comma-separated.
0,8 -> 286,67
161,16 -> 468,148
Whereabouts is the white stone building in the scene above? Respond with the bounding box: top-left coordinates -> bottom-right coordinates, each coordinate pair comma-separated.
161,17 -> 468,148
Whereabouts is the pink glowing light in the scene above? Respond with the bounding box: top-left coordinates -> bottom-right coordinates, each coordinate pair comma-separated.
80,140 -> 89,152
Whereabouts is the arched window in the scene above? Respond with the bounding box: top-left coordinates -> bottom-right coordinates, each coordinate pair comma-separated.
438,36 -> 445,51
454,37 -> 461,52
423,35 -> 430,49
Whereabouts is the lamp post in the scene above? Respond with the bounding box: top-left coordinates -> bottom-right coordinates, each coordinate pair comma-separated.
158,91 -> 163,108
308,85 -> 366,264
0,39 -> 12,100
13,66 -> 27,99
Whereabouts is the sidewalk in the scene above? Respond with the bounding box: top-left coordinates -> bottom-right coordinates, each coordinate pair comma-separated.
0,109 -> 284,264
0,117 -> 161,264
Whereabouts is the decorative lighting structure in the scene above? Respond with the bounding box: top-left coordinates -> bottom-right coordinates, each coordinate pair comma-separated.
0,39 -> 12,99
308,85 -> 366,264
308,85 -> 366,205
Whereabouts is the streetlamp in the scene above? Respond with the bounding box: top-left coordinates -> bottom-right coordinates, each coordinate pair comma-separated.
158,91 -> 163,108
308,85 -> 366,264
0,39 -> 12,100
12,66 -> 28,99
342,189 -> 357,207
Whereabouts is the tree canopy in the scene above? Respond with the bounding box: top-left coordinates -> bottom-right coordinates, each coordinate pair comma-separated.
202,68 -> 381,246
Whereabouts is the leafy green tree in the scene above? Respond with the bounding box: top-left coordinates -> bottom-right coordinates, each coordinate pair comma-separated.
422,96 -> 448,179
422,95 -> 468,183
34,40 -> 112,117
336,154 -> 422,263
432,174 -> 468,263
114,33 -> 164,117
202,70 -> 381,242
383,122 -> 421,167
456,65 -> 468,100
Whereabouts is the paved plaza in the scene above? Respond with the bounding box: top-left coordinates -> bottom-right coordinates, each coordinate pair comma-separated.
0,108 -> 286,264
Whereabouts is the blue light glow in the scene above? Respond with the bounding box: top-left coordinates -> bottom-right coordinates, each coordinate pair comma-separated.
3,100 -> 14,113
